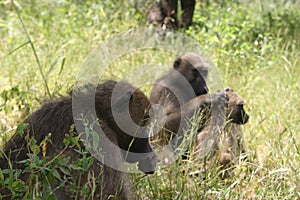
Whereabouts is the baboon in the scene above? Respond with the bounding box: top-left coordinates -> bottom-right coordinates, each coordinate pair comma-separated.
146,0 -> 196,29
194,88 -> 249,168
150,52 -> 226,146
0,80 -> 157,200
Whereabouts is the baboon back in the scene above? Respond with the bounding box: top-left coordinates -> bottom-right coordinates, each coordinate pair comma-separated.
0,80 -> 156,200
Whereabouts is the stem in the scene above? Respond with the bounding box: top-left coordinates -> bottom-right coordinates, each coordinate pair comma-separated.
12,1 -> 52,99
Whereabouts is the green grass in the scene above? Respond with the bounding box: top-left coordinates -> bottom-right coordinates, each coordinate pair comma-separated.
1,0 -> 299,199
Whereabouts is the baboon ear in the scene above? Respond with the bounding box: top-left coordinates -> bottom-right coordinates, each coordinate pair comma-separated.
173,58 -> 181,69
114,91 -> 133,113
225,88 -> 233,92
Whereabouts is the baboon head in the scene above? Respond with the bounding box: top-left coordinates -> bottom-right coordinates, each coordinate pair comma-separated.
173,52 -> 209,96
94,80 -> 157,174
224,88 -> 249,124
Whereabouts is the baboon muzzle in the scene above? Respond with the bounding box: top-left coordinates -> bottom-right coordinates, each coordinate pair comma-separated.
124,151 -> 157,174
241,112 -> 249,124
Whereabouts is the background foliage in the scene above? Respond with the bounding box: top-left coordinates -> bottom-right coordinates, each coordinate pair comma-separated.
0,0 -> 299,199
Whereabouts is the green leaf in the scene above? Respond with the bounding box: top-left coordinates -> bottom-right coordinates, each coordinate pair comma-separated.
7,41 -> 30,56
46,56 -> 66,78
0,169 -> 4,182
16,123 -> 29,137
12,179 -> 25,192
52,169 -> 61,179
59,57 -> 66,75
59,166 -> 71,176
92,131 -> 99,150
29,143 -> 40,155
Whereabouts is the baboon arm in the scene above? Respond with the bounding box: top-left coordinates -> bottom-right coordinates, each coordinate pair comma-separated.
163,94 -> 211,132
164,91 -> 226,133
180,94 -> 212,116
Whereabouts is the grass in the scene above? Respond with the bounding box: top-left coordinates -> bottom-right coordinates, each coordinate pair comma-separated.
0,0 -> 299,199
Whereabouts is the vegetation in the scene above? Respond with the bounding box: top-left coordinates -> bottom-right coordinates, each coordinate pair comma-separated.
0,0 -> 299,199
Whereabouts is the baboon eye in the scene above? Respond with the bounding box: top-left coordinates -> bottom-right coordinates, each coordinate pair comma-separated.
192,68 -> 201,78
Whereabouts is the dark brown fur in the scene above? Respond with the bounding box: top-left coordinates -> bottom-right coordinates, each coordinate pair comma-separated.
194,88 -> 249,168
150,52 -> 226,146
0,80 -> 157,200
146,0 -> 196,29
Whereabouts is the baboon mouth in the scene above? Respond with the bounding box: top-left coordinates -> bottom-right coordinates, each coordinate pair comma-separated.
138,161 -> 156,174
239,115 -> 249,124
144,171 -> 155,175
137,154 -> 157,174
195,88 -> 208,96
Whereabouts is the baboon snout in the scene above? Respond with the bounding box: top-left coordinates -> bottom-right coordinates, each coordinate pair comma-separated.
203,85 -> 209,94
121,141 -> 157,174
138,152 -> 157,174
233,108 -> 249,125
241,111 -> 249,124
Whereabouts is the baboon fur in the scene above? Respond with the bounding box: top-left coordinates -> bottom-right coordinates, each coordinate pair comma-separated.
146,0 -> 196,29
194,88 -> 249,169
0,80 -> 157,200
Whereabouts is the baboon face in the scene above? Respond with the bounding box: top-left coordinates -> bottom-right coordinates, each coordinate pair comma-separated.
99,81 -> 156,174
124,90 -> 157,174
173,52 -> 209,96
112,87 -> 152,153
225,88 -> 249,124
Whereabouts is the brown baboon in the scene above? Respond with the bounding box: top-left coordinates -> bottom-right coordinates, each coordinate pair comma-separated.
0,80 -> 157,200
150,52 -> 226,146
146,0 -> 196,29
194,88 -> 249,168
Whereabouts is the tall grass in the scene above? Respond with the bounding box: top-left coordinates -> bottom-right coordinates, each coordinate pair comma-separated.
0,0 -> 299,199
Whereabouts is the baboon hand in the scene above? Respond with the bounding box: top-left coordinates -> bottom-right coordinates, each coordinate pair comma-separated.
207,91 -> 228,108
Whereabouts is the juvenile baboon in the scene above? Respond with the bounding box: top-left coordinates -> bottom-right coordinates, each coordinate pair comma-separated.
194,88 -> 249,168
150,52 -> 226,146
0,80 -> 157,200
